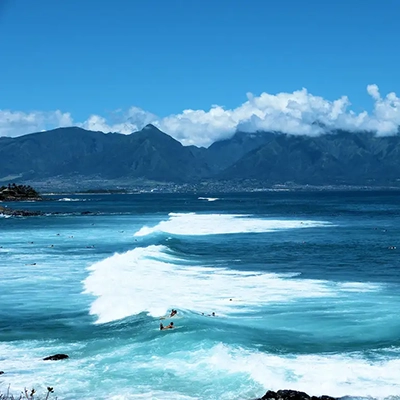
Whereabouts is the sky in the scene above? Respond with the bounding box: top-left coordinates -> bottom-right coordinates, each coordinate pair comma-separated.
1,0 -> 399,147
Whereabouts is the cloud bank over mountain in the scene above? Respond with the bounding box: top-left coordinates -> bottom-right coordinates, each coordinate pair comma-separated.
1,85 -> 399,147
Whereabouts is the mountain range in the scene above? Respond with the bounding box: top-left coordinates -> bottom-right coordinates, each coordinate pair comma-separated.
1,124 -> 400,189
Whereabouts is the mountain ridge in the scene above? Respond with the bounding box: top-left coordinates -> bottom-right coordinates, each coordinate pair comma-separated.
1,124 -> 400,189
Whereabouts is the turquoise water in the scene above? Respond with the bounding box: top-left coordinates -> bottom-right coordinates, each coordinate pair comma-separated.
1,192 -> 400,400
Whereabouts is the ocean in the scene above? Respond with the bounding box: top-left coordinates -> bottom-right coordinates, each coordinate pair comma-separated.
1,191 -> 400,400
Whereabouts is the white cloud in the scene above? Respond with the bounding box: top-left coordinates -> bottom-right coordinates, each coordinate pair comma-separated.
0,110 -> 73,138
367,84 -> 380,100
1,85 -> 399,147
157,85 -> 400,145
80,107 -> 158,135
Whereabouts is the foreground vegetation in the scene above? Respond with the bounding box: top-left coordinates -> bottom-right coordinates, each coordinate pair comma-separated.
0,386 -> 55,400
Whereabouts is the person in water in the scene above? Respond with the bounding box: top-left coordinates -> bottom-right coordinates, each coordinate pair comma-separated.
170,309 -> 177,317
206,312 -> 216,317
160,322 -> 174,330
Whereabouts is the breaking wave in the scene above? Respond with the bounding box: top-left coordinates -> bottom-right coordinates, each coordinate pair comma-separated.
134,213 -> 332,237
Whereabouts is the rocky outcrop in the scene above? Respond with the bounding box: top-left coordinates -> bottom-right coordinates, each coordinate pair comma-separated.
258,390 -> 336,400
0,206 -> 42,217
43,354 -> 69,361
0,184 -> 42,202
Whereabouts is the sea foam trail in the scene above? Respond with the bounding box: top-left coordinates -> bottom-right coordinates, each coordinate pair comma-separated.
83,245 -> 379,324
134,213 -> 331,236
198,197 -> 219,201
160,343 -> 400,398
57,197 -> 87,201
1,340 -> 400,399
0,342 -> 400,400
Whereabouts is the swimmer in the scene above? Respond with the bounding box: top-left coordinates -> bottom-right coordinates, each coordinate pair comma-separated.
160,322 -> 174,330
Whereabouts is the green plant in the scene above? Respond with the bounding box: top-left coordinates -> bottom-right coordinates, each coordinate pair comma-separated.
0,385 -> 56,400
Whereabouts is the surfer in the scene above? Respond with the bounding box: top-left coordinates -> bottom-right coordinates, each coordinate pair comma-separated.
170,309 -> 177,317
160,322 -> 174,330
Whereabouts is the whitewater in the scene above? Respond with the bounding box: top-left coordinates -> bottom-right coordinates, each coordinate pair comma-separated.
1,192 -> 400,400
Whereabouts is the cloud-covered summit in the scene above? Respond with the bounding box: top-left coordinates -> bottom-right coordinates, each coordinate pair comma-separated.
1,85 -> 399,147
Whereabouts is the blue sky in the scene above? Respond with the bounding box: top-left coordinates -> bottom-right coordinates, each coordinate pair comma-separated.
1,0 -> 399,146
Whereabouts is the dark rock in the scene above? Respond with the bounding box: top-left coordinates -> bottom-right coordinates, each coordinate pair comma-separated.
259,390 -> 336,400
0,184 -> 42,201
277,390 -> 310,400
0,205 -> 42,217
10,209 -> 43,217
43,353 -> 69,361
261,391 -> 278,400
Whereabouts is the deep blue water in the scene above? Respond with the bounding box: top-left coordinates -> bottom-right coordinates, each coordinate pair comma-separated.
1,192 -> 400,400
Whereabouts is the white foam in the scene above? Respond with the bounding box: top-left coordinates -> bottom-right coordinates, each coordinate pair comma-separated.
158,343 -> 400,398
82,245 -> 379,324
134,213 -> 331,236
198,197 -> 219,202
2,340 -> 399,400
58,198 -> 86,202
339,282 -> 380,292
106,391 -> 198,399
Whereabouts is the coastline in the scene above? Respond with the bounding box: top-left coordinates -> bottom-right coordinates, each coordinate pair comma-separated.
7,177 -> 400,195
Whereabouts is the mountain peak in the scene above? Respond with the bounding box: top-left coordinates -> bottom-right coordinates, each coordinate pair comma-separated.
142,124 -> 160,131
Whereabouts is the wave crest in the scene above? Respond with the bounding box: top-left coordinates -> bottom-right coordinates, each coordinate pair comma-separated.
82,245 -> 379,324
134,213 -> 331,237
